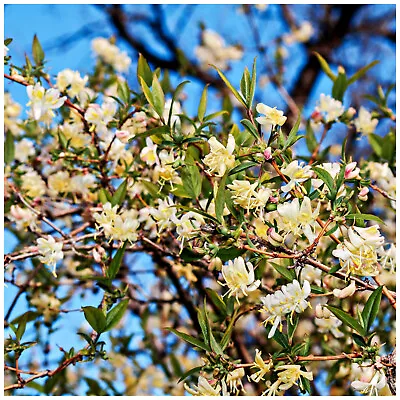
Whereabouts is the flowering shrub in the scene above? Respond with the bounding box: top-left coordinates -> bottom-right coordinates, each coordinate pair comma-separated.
4,23 -> 395,397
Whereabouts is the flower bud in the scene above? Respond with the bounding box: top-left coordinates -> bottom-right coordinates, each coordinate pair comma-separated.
209,257 -> 222,271
345,161 -> 360,180
115,129 -> 130,143
358,186 -> 369,201
315,304 -> 331,319
93,246 -> 106,263
264,147 -> 273,161
311,110 -> 323,122
338,65 -> 346,75
333,280 -> 356,299
267,228 -> 284,247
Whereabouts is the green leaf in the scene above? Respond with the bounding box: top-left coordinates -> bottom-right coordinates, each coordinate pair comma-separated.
328,264 -> 342,275
111,179 -> 128,206
345,213 -> 385,225
368,133 -> 383,157
57,129 -> 68,149
313,166 -> 335,199
117,81 -> 130,104
205,288 -> 227,315
361,286 -> 383,335
240,67 -> 251,106
211,64 -> 247,108
203,110 -> 229,122
347,60 -> 379,85
168,80 -> 190,127
4,130 -> 15,164
4,38 -> 13,46
326,305 -> 364,334
32,34 -> 44,65
196,308 -> 209,345
151,74 -> 165,118
287,314 -> 299,343
268,326 -> 289,349
104,299 -> 129,332
313,52 -> 336,81
137,54 -> 153,87
332,72 -> 348,102
216,246 -> 246,262
82,306 -> 106,334
139,77 -> 155,111
220,314 -> 236,350
352,333 -> 366,347
270,262 -> 295,281
15,313 -> 29,342
215,173 -> 227,223
165,328 -> 211,352
181,165 -> 202,199
198,85 -> 208,123
248,57 -> 257,109
107,242 -> 127,280
283,112 -> 301,150
241,119 -> 259,140
98,188 -> 112,205
178,366 -> 203,383
229,161 -> 259,176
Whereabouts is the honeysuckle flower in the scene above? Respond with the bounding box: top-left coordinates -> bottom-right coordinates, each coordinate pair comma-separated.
170,212 -> 204,250
153,149 -> 181,187
140,137 -> 159,166
70,173 -> 96,196
15,138 -> 35,162
149,197 -> 177,232
315,94 -> 345,122
296,264 -> 322,284
84,99 -> 117,135
92,37 -> 131,72
116,111 -> 147,143
203,134 -> 235,177
221,256 -> 260,302
56,69 -> 88,98
227,180 -> 271,210
184,376 -> 222,396
275,364 -> 313,391
315,304 -> 331,319
315,311 -> 344,338
60,120 -> 91,148
48,171 -> 71,195
354,106 -> 378,136
226,367 -> 245,394
249,349 -> 273,382
332,225 -> 384,276
378,244 -> 396,272
367,161 -> 396,208
280,160 -> 313,193
9,205 -> 38,231
37,235 -> 64,277
195,29 -> 243,70
4,44 -> 9,56
21,168 -> 47,198
276,196 -> 320,243
26,83 -> 66,121
345,161 -> 360,179
162,99 -> 182,127
30,292 -> 61,323
283,21 -> 314,45
256,103 -> 287,129
351,369 -> 387,396
261,279 -> 311,338
332,280 -> 356,299
358,186 -> 369,201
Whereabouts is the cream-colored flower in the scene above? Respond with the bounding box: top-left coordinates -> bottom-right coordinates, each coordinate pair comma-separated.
227,180 -> 271,210
354,106 -> 378,136
92,37 -> 131,72
184,376 -> 221,396
315,94 -> 344,122
226,367 -> 245,394
37,235 -> 64,277
351,369 -> 387,396
315,310 -> 344,338
56,69 -> 88,98
21,168 -> 47,198
15,138 -> 35,162
280,160 -> 313,193
116,111 -> 147,143
140,137 -> 159,166
283,21 -> 314,45
203,134 -> 235,177
332,280 -> 356,299
30,292 -> 61,322
48,171 -> 71,195
256,103 -> 287,129
8,205 -> 38,231
221,256 -> 260,302
275,364 -> 313,391
249,349 -> 273,382
26,83 -> 66,121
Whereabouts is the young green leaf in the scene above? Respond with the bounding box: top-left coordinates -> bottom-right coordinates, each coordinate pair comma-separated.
361,286 -> 383,335
345,214 -> 385,225
229,161 -> 259,176
283,112 -> 301,150
32,34 -> 44,65
111,179 -> 128,206
240,67 -> 251,105
82,306 -> 106,334
165,328 -> 211,352
347,60 -> 379,85
248,57 -> 257,109
240,119 -> 259,140
332,72 -> 348,102
181,165 -> 202,199
137,54 -> 153,87
151,74 -> 165,118
205,288 -> 227,315
104,299 -> 129,332
198,85 -> 208,123
5,130 -> 15,164
326,305 -> 364,335
215,173 -> 227,223
107,241 -> 128,280
139,77 -> 155,110
178,366 -> 203,383
313,166 -> 335,199
313,52 -> 336,81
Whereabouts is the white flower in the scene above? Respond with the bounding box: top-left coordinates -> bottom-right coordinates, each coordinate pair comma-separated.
92,37 -> 131,73
280,160 -> 313,193
149,197 -> 177,233
26,83 -> 66,121
261,279 -> 311,338
56,69 -> 88,98
226,367 -> 245,394
37,235 -> 64,277
140,137 -> 159,166
332,225 -> 384,276
116,111 -> 147,143
4,44 -> 9,57
315,310 -> 344,338
15,138 -> 35,162
276,196 -> 320,243
283,21 -> 314,45
163,99 -> 182,126
351,369 -> 387,396
48,171 -> 71,195
21,168 -> 47,198
195,29 -> 243,70
184,376 -> 221,396
249,349 -> 273,382
354,106 -> 378,136
60,120 -> 91,148
332,280 -> 356,299
256,103 -> 287,130
203,134 -> 235,177
315,94 -> 345,122
170,212 -> 204,250
221,256 -> 260,302
275,364 -> 313,391
227,180 -> 271,210
30,293 -> 61,323
8,205 -> 38,231
84,99 -> 117,135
